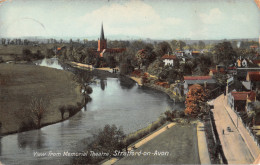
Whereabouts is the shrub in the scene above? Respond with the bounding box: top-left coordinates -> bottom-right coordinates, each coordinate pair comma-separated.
67,105 -> 79,117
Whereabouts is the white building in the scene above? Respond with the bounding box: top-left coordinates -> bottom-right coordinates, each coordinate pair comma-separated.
161,54 -> 177,66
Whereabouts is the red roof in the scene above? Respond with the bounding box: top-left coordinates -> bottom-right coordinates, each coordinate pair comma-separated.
231,92 -> 250,101
192,51 -> 200,54
248,72 -> 260,81
184,76 -> 212,80
161,55 -> 177,60
228,67 -> 237,70
253,60 -> 260,64
231,91 -> 256,101
248,91 -> 256,101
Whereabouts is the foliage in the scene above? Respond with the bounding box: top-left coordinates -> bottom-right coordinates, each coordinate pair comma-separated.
73,124 -> 125,164
147,59 -> 164,77
136,46 -> 156,68
119,59 -> 134,75
213,73 -> 228,87
213,42 -> 236,66
185,84 -> 209,116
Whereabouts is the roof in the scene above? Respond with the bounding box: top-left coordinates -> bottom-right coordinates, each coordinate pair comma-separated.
248,91 -> 256,101
228,67 -> 237,70
210,68 -> 226,74
192,51 -> 200,54
231,92 -> 250,101
247,72 -> 260,81
252,60 -> 260,64
184,76 -> 212,80
161,55 -> 177,60
184,76 -> 216,85
189,84 -> 202,89
100,23 -> 105,40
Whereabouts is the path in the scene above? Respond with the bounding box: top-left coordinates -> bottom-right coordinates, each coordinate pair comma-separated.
197,122 -> 211,164
211,94 -> 254,164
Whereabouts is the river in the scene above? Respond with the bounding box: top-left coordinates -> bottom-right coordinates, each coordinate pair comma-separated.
0,58 -> 184,165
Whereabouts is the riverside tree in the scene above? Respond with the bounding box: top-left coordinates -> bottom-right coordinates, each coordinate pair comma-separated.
30,97 -> 49,128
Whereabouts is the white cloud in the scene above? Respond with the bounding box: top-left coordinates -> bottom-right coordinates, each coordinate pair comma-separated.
78,0 -> 182,38
199,8 -> 223,24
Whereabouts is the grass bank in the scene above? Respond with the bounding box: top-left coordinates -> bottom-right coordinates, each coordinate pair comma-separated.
0,64 -> 83,135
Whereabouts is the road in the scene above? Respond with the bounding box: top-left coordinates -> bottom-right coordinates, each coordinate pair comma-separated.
211,94 -> 254,164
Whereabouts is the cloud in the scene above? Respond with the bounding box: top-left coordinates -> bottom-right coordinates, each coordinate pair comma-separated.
199,8 -> 223,24
78,0 -> 182,38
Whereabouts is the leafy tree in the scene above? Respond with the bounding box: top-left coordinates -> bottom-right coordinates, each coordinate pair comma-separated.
136,46 -> 156,69
73,124 -> 125,164
154,41 -> 172,57
213,73 -> 227,87
213,42 -> 236,66
185,84 -> 209,116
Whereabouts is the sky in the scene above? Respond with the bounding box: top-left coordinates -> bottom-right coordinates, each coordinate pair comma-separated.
0,0 -> 259,40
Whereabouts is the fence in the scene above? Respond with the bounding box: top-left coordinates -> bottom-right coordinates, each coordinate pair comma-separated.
234,111 -> 260,149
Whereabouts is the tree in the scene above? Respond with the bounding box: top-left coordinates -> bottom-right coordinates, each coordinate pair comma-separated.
73,124 -> 125,164
198,40 -> 205,50
185,84 -> 208,116
59,105 -> 66,120
213,42 -> 236,66
154,41 -> 172,57
30,97 -> 49,128
1,38 -> 6,45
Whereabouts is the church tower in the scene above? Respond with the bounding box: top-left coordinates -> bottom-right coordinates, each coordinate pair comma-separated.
98,23 -> 107,52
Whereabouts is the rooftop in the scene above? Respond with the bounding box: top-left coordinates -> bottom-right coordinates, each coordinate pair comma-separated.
247,71 -> 260,81
161,54 -> 177,60
184,76 -> 212,80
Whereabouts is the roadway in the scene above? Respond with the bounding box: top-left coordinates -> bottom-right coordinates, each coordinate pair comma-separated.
211,94 -> 254,164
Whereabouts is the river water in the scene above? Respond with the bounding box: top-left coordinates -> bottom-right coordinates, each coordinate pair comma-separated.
0,58 -> 183,165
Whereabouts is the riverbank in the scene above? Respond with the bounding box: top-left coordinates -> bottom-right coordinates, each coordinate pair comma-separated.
0,64 -> 83,135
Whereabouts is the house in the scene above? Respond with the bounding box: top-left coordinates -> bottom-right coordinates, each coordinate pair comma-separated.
161,54 -> 177,66
183,76 -> 216,95
236,57 -> 248,68
227,91 -> 256,112
192,51 -> 200,57
246,71 -> 260,90
209,67 -> 226,76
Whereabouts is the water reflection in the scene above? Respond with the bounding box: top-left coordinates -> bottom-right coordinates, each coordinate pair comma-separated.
17,130 -> 45,150
118,76 -> 135,90
100,79 -> 107,90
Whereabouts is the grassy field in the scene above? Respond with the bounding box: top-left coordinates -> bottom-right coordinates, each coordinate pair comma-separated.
115,124 -> 200,164
0,44 -> 67,62
0,64 -> 83,134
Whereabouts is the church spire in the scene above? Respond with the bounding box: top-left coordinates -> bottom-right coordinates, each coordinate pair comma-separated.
100,23 -> 105,40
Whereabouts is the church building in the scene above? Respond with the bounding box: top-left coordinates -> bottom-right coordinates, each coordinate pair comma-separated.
96,23 -> 126,58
